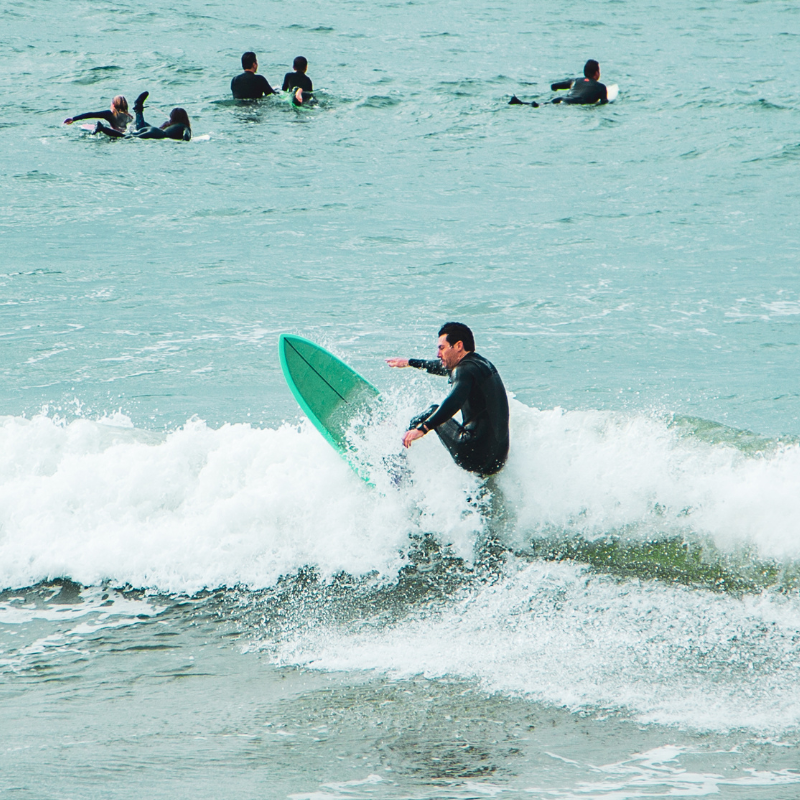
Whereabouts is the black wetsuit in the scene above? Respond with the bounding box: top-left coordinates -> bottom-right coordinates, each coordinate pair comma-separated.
551,77 -> 608,105
95,109 -> 190,141
132,122 -> 191,140
409,353 -> 510,476
231,72 -> 276,99
70,110 -> 133,130
282,71 -> 313,92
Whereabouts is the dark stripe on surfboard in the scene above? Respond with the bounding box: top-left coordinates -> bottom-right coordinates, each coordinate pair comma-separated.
284,337 -> 349,403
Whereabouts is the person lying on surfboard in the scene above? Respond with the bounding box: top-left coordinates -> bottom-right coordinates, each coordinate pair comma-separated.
64,95 -> 133,131
550,59 -> 608,105
386,322 -> 510,476
93,92 -> 191,141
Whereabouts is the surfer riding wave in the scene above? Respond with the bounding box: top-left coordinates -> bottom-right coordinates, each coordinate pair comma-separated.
387,322 -> 510,476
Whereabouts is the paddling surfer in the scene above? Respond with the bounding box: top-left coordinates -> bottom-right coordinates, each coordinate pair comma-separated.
64,95 -> 133,131
93,92 -> 191,140
551,59 -> 608,105
386,322 -> 510,476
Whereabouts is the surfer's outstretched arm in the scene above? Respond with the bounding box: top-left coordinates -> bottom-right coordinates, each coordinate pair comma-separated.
408,358 -> 448,376
65,110 -> 116,126
386,357 -> 448,375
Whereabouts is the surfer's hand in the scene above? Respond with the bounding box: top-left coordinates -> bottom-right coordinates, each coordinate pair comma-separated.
385,358 -> 409,368
64,118 -> 74,125
403,428 -> 425,448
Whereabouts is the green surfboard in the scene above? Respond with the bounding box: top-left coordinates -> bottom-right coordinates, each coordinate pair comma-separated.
279,334 -> 379,475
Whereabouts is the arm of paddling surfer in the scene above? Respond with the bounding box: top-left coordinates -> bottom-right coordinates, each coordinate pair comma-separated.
386,322 -> 510,476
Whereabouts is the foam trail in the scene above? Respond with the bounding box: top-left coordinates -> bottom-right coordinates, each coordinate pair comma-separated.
267,559 -> 800,733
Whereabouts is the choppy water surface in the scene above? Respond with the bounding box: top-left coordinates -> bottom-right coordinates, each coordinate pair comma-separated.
3,0 -> 800,797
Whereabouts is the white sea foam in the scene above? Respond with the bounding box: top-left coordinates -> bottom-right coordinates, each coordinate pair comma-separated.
2,398 -> 800,593
268,559 -> 800,733
0,411 -> 481,593
527,745 -> 800,798
499,401 -> 800,560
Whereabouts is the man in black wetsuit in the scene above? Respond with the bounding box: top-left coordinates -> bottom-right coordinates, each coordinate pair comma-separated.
386,322 -> 510,476
551,59 -> 608,105
231,52 -> 276,99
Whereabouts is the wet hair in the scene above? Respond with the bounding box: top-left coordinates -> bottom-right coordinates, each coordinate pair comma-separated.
584,59 -> 600,78
166,108 -> 191,129
112,95 -> 129,113
242,51 -> 257,70
438,322 -> 475,352
293,56 -> 308,72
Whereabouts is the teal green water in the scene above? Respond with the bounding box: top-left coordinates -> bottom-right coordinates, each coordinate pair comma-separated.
3,0 -> 800,797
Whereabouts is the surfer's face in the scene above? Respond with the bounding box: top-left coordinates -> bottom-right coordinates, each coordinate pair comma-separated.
437,334 -> 465,369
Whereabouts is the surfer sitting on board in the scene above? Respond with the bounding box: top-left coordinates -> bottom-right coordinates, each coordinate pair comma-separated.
282,56 -> 313,105
386,322 -> 510,476
551,59 -> 608,105
231,52 -> 277,100
64,95 -> 133,131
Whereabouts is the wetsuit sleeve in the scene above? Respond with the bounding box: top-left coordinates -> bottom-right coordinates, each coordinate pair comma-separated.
408,359 -> 448,376
599,82 -> 608,104
282,73 -> 291,91
551,79 -> 573,91
260,75 -> 276,95
70,110 -> 115,124
419,367 -> 474,430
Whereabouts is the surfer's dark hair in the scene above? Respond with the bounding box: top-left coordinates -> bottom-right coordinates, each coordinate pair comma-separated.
166,108 -> 190,129
242,51 -> 257,70
584,59 -> 600,78
293,56 -> 308,71
439,322 -> 474,352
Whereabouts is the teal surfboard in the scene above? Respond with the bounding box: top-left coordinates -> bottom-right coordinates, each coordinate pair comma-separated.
277,88 -> 316,108
279,334 -> 379,476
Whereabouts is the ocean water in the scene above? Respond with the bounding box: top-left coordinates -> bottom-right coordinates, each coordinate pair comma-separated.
3,0 -> 800,797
